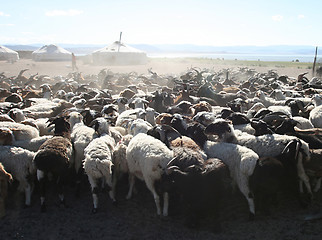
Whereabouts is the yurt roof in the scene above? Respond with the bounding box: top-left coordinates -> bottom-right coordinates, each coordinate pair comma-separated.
93,41 -> 145,53
0,45 -> 18,54
32,44 -> 71,55
0,45 -> 19,61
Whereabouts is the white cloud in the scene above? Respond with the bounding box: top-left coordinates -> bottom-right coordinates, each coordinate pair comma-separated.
21,32 -> 34,35
0,23 -> 14,26
272,15 -> 283,21
0,11 -> 10,17
45,9 -> 83,17
298,14 -> 305,19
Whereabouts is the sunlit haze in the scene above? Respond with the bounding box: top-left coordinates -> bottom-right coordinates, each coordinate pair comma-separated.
0,0 -> 321,46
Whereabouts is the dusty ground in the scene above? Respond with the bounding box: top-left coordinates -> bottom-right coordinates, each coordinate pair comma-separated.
0,58 -> 314,79
1,175 -> 322,240
0,58 -> 321,240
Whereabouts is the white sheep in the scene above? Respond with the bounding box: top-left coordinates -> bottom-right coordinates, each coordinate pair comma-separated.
22,99 -> 73,119
8,108 -> 26,123
115,108 -> 146,131
33,118 -> 55,136
0,146 -> 36,206
83,118 -> 116,212
69,112 -> 97,179
128,119 -> 153,136
309,94 -> 322,128
145,107 -> 158,126
204,141 -> 259,217
0,122 -> 39,141
267,105 -> 292,117
292,116 -> 314,130
205,120 -> 312,196
186,123 -> 259,218
129,97 -> 149,109
115,97 -> 128,114
126,133 -> 173,216
13,135 -> 52,152
256,90 -> 286,107
246,102 -> 266,119
112,134 -> 133,189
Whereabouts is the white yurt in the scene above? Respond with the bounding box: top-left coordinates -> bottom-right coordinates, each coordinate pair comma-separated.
32,44 -> 72,61
0,45 -> 19,62
92,41 -> 147,65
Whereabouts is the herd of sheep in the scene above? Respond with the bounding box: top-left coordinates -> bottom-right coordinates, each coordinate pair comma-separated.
0,67 -> 322,231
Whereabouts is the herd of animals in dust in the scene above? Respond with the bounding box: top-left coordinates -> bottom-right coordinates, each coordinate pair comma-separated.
1,65 -> 322,233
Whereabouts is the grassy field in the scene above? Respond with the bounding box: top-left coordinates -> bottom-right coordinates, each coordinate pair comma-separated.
151,57 -> 315,70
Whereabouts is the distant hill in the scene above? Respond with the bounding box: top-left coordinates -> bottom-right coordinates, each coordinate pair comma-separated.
5,45 -> 39,51
4,43 -> 321,56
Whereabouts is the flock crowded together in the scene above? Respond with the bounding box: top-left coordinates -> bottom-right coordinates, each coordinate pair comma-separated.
0,66 -> 322,232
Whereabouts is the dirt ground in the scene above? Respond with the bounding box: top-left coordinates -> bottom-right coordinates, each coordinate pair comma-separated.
0,58 -> 321,240
1,175 -> 322,240
0,58 -> 314,80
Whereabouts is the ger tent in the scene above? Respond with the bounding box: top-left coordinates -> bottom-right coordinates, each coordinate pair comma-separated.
0,45 -> 19,62
32,44 -> 72,61
92,41 -> 147,65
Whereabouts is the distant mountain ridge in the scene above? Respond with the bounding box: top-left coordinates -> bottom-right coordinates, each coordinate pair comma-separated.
4,43 -> 321,56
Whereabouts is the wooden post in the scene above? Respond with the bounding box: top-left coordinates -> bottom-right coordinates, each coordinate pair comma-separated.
118,32 -> 122,52
312,46 -> 318,77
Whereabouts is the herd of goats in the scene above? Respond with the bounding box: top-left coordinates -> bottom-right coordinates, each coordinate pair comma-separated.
0,66 -> 322,230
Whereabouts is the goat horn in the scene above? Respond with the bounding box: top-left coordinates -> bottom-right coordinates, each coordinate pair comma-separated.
165,165 -> 185,176
166,156 -> 180,168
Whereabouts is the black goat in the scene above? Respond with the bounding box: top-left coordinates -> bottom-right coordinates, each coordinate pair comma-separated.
275,118 -> 322,149
249,139 -> 310,214
162,148 -> 231,232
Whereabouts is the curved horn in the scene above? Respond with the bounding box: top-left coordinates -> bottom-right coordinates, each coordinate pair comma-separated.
165,165 -> 186,176
166,156 -> 180,168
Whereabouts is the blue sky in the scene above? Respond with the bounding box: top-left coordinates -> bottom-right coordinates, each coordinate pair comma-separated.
0,0 -> 321,46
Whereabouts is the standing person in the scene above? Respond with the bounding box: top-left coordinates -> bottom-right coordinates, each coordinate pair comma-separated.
72,53 -> 78,71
